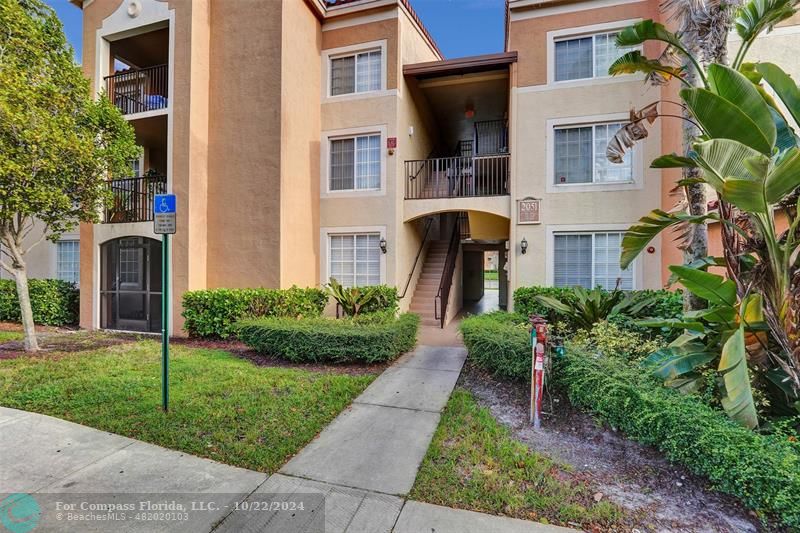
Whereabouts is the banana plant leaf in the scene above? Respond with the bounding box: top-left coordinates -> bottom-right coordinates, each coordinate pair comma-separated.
620,210 -> 719,269
684,305 -> 738,326
692,138 -> 766,193
707,64 -> 777,150
735,0 -> 798,44
769,107 -> 799,153
723,147 -> 800,213
650,153 -> 697,168
665,372 -> 705,394
757,62 -> 800,130
668,265 -> 738,308
718,327 -> 759,429
615,19 -> 684,49
636,317 -> 706,332
667,256 -> 725,285
681,82 -> 775,155
644,342 -> 717,380
608,50 -> 685,80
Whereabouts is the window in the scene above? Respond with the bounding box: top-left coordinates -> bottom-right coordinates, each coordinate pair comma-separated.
553,232 -> 633,290
56,240 -> 80,284
330,49 -> 382,96
329,233 -> 381,287
554,31 -> 633,82
329,134 -> 381,191
554,122 -> 632,185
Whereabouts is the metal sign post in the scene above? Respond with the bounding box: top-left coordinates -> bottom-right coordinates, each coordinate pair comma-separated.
153,194 -> 176,412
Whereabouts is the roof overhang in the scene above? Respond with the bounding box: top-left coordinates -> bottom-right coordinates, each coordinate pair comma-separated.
404,52 -> 517,79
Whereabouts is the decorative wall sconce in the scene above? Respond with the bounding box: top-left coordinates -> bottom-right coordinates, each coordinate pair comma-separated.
520,237 -> 528,255
379,237 -> 388,254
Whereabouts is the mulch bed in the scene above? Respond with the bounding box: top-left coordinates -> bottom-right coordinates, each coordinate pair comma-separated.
0,327 -> 139,360
459,362 -> 778,533
172,337 -> 389,376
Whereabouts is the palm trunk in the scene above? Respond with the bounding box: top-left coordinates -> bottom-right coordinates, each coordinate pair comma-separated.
682,52 -> 708,312
13,265 -> 39,352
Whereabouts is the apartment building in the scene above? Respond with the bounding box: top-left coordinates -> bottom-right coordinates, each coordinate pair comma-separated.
64,0 -> 799,334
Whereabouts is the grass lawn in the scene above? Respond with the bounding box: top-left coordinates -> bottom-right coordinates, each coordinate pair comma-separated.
0,331 -> 23,342
484,270 -> 499,281
0,340 -> 375,472
411,389 -> 623,529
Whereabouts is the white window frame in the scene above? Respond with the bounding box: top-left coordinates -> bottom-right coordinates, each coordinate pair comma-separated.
321,125 -> 387,197
322,40 -> 388,101
546,113 -> 643,193
321,225 -> 387,287
56,239 -> 80,285
547,19 -> 642,88
546,224 -> 641,290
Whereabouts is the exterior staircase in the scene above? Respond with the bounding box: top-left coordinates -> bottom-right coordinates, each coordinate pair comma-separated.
409,240 -> 449,327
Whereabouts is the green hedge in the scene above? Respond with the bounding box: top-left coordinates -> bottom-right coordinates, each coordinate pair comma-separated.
236,312 -> 419,364
182,286 -> 328,338
460,312 -> 530,382
0,279 -> 78,326
558,351 -> 800,527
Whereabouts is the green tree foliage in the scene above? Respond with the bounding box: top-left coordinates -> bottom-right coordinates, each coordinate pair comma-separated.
0,0 -> 139,350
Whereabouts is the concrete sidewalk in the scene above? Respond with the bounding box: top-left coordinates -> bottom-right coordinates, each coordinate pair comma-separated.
1,340 -> 577,532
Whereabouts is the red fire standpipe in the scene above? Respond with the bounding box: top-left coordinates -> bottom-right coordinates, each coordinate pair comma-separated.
530,317 -> 548,428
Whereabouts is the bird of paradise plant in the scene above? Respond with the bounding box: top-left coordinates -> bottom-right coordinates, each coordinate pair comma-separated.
604,0 -> 800,428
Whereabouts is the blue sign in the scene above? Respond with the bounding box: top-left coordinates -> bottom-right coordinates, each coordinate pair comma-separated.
154,194 -> 176,215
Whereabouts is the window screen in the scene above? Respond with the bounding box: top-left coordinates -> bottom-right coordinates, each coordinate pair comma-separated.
56,240 -> 80,284
329,233 -> 381,287
554,232 -> 633,290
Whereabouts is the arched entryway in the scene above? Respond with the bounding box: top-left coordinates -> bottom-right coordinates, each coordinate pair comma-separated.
100,237 -> 162,333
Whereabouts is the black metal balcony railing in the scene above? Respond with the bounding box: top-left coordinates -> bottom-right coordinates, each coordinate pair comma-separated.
104,175 -> 167,223
405,154 -> 509,199
105,64 -> 169,115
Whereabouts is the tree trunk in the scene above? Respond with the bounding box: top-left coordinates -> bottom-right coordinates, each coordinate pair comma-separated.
12,266 -> 39,352
682,63 -> 708,312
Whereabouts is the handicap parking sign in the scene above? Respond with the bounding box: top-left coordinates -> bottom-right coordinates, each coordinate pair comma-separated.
153,194 -> 176,234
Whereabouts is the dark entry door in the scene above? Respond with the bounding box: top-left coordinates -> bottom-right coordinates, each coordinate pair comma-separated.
100,237 -> 162,333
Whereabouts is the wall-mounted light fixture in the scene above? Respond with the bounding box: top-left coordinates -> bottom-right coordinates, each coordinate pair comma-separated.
379,237 -> 388,254
520,237 -> 528,255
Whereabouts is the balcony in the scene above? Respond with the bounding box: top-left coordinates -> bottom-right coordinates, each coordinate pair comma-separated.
103,175 -> 167,224
405,154 -> 509,199
105,64 -> 168,116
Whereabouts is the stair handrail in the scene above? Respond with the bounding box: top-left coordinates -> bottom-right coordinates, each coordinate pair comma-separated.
434,220 -> 461,328
399,217 -> 433,299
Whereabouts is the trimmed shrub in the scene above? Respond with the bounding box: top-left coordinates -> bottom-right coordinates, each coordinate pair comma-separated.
0,279 -> 78,326
557,349 -> 800,528
182,286 -> 328,338
236,312 -> 419,363
460,312 -> 530,382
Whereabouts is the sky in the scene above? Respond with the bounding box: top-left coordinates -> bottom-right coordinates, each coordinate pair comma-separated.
44,0 -> 506,61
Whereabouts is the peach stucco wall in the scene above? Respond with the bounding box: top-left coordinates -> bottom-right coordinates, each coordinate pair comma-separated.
205,1 -> 284,290
508,1 -> 660,88
322,19 -> 399,90
280,0 -> 323,287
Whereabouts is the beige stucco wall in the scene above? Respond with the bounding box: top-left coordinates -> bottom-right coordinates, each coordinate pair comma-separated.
206,0 -> 283,291
280,0 -> 322,288
0,222 -> 79,281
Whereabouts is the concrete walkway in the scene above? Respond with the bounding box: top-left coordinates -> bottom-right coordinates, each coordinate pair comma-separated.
1,338 -> 576,533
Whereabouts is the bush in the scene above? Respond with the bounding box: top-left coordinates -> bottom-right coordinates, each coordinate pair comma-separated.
0,279 -> 78,326
513,286 -> 683,334
236,312 -> 419,364
182,286 -> 328,338
569,321 -> 664,362
460,312 -> 530,382
359,285 -> 399,314
557,348 -> 800,528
